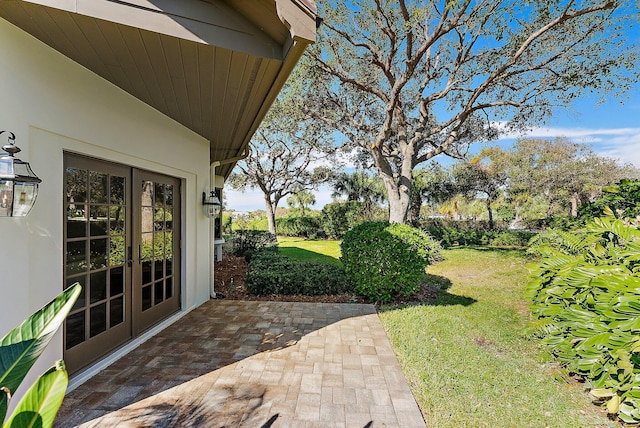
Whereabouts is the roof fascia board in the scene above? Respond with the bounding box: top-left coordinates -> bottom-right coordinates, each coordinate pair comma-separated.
18,0 -> 284,59
275,0 -> 316,43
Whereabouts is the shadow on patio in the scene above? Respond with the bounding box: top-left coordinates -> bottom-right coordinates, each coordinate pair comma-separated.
55,300 -> 425,427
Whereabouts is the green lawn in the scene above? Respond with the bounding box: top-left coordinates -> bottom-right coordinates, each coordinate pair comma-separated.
379,248 -> 613,427
277,236 -> 342,266
277,238 -> 613,426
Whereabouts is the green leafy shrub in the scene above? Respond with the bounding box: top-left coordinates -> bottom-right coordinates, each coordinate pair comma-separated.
422,220 -> 535,248
543,214 -> 585,231
246,249 -> 352,296
276,216 -> 325,239
321,202 -> 365,239
221,213 -> 233,236
489,230 -> 537,247
527,213 -> 640,424
341,222 -> 442,303
230,230 -> 277,258
244,218 -> 269,231
580,178 -> 640,220
422,224 -> 483,247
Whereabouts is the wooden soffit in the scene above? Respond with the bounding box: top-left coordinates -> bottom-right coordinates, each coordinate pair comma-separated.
0,0 -> 316,177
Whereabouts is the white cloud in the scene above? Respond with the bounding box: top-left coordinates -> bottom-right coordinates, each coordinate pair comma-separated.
596,133 -> 640,167
496,125 -> 640,167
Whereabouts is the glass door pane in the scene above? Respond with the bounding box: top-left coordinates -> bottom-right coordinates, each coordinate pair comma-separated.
63,155 -> 132,375
133,170 -> 180,334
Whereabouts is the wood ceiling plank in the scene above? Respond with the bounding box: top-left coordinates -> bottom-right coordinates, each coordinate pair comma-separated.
119,25 -> 168,116
161,35 -> 191,129
50,11 -> 118,85
217,51 -> 248,151
72,14 -> 120,68
37,7 -> 83,62
0,3 -> 50,48
233,58 -> 280,144
210,47 -> 232,154
98,22 -> 149,103
227,55 -> 260,149
111,25 -> 155,107
141,31 -> 182,124
198,43 -> 215,143
215,57 -> 281,178
180,39 -> 204,137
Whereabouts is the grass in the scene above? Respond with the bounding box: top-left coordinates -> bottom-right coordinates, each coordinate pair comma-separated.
378,248 -> 614,427
276,239 -> 614,426
277,236 -> 342,266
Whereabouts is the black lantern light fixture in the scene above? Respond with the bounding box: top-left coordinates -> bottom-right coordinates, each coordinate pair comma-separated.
0,131 -> 42,217
202,188 -> 221,218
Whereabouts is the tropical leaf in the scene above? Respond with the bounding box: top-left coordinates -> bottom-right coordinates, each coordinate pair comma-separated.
0,283 -> 81,421
607,395 -> 622,414
527,214 -> 640,423
2,362 -> 68,428
590,388 -> 616,398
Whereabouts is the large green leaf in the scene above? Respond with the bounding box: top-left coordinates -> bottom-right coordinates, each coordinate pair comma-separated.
3,362 -> 68,428
0,283 -> 81,422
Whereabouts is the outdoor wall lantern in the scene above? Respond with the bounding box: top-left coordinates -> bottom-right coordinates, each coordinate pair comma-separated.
202,188 -> 221,218
0,131 -> 42,217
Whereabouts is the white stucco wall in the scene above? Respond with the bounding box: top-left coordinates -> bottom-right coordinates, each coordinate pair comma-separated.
0,17 -> 212,398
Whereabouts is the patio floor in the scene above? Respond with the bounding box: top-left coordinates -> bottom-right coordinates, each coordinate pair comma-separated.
55,300 -> 426,427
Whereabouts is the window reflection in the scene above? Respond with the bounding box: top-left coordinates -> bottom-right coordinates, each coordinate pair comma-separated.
65,160 -> 132,355
89,172 -> 108,204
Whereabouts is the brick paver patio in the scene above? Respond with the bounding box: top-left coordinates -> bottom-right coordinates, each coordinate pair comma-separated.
55,300 -> 425,427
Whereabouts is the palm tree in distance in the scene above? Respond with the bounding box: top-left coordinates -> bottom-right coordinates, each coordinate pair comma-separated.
331,171 -> 386,210
287,189 -> 316,216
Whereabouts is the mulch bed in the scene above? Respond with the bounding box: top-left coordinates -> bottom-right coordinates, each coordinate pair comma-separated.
213,253 -> 439,306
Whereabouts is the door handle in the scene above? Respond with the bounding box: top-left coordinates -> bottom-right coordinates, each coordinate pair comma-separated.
126,246 -> 134,266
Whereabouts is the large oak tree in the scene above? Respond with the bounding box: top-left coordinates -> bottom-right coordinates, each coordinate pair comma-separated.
300,0 -> 639,223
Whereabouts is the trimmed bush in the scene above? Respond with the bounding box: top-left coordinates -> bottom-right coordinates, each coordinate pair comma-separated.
421,219 -> 536,248
246,248 -> 352,296
489,230 -> 537,247
527,214 -> 640,424
341,222 -> 442,303
276,216 -> 325,239
230,229 -> 277,258
321,201 -> 365,239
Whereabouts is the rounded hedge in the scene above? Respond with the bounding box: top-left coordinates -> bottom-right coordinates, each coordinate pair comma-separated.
246,248 -> 352,296
341,222 -> 442,303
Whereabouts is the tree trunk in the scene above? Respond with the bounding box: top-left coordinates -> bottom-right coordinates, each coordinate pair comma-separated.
368,106 -> 414,224
384,177 -> 411,224
265,197 -> 277,235
514,199 -> 522,223
407,194 -> 422,226
486,199 -> 494,230
570,192 -> 580,217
